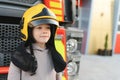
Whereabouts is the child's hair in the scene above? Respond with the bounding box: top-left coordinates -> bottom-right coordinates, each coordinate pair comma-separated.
24,27 -> 35,47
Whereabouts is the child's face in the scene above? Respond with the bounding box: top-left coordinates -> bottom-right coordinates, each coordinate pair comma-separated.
33,24 -> 51,44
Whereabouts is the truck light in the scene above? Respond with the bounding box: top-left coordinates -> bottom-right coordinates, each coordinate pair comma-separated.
66,39 -> 78,53
67,62 -> 77,76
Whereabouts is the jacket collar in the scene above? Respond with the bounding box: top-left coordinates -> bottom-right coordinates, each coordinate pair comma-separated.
32,43 -> 47,51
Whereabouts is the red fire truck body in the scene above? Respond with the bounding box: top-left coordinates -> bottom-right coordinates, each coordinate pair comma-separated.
0,0 -> 83,80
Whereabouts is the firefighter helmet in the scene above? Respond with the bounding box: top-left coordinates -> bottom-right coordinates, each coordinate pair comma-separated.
21,3 -> 59,41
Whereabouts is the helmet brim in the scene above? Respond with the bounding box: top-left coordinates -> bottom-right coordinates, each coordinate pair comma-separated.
29,19 -> 59,27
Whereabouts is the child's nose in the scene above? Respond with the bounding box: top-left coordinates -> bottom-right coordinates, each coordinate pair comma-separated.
42,31 -> 47,34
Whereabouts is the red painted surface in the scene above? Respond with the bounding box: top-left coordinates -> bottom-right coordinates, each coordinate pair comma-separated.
0,67 -> 9,74
115,33 -> 120,54
76,0 -> 83,7
43,0 -> 64,21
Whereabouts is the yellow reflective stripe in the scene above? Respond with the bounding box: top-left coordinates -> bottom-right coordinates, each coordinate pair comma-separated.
50,9 -> 63,21
62,76 -> 66,80
50,1 -> 62,8
51,9 -> 62,15
55,40 -> 65,61
56,16 -> 63,21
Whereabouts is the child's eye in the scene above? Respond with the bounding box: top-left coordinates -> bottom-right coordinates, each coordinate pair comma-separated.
46,26 -> 50,29
36,26 -> 42,29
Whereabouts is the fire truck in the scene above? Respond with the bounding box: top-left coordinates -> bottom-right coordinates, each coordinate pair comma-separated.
0,0 -> 83,80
